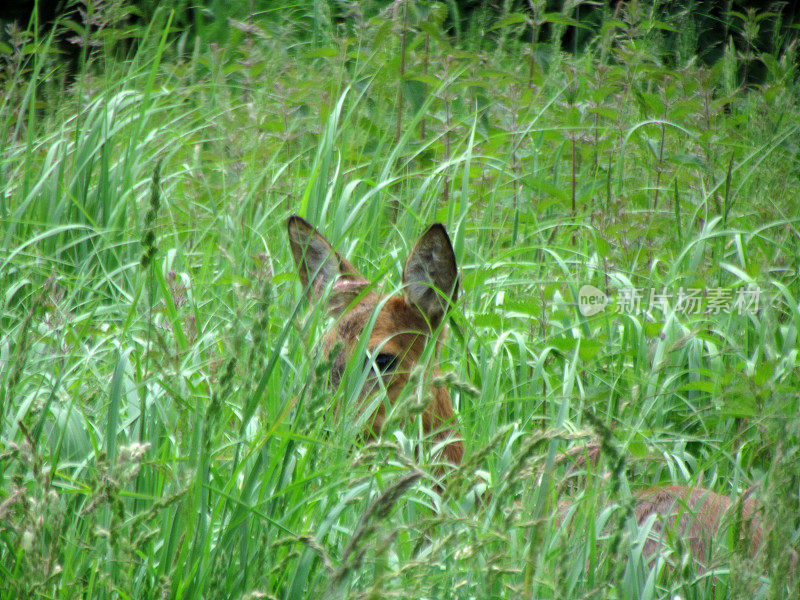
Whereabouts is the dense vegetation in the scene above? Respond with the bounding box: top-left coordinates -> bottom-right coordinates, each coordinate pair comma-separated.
1,1 -> 799,598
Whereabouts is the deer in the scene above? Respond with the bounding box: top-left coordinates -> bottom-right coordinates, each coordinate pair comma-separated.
286,214 -> 768,567
287,214 -> 464,465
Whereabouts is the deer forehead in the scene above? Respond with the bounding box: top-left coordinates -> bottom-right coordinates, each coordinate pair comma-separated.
325,295 -> 431,355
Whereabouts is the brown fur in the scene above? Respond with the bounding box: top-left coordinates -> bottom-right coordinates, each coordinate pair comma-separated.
633,485 -> 762,564
288,215 -> 770,563
287,215 -> 464,465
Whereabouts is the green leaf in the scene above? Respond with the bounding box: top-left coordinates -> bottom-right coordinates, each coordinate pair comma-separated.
550,336 -> 578,354
648,20 -> 678,32
503,299 -> 541,317
679,379 -> 715,393
577,339 -> 602,362
419,21 -> 449,43
644,322 -> 664,338
107,353 -> 127,464
474,313 -> 502,328
587,106 -> 619,120
402,78 -> 427,113
304,46 -> 338,58
525,176 -> 569,204
720,394 -> 757,418
668,152 -> 704,168
542,13 -> 588,29
488,13 -> 528,31
753,362 -> 772,386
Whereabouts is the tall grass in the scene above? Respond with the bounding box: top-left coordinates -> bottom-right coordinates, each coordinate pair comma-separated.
1,2 -> 799,599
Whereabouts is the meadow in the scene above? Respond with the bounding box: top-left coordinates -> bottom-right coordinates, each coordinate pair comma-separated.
1,2 -> 799,598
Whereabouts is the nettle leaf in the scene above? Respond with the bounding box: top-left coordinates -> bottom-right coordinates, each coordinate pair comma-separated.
647,20 -> 678,32
594,237 -> 611,256
418,21 -> 450,44
260,118 -> 285,133
629,438 -> 649,458
524,175 -> 570,204
457,79 -> 490,90
587,106 -> 619,120
668,100 -> 701,121
407,73 -> 440,88
373,18 -> 393,47
753,362 -> 773,386
462,269 -> 491,291
720,394 -> 758,418
402,79 -> 427,113
542,12 -> 589,29
577,339 -> 602,362
644,322 -> 664,337
550,335 -> 577,355
668,152 -> 704,168
346,49 -> 368,61
503,299 -> 541,318
679,379 -> 715,393
535,198 -> 567,213
600,19 -> 627,34
488,13 -> 528,31
474,312 -> 503,329
482,69 -> 515,84
304,46 -> 338,59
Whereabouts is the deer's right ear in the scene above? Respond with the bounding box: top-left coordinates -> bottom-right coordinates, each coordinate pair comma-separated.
287,215 -> 362,301
402,223 -> 459,326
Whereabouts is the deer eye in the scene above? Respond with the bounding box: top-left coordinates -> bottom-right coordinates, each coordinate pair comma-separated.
373,353 -> 398,373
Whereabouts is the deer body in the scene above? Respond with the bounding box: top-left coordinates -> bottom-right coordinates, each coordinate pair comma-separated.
287,215 -> 764,564
633,485 -> 761,564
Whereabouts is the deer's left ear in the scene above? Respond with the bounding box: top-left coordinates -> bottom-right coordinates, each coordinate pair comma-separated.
402,223 -> 458,326
287,215 -> 363,302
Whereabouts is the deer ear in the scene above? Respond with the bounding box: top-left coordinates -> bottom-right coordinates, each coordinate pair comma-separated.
402,223 -> 458,325
287,215 -> 362,301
